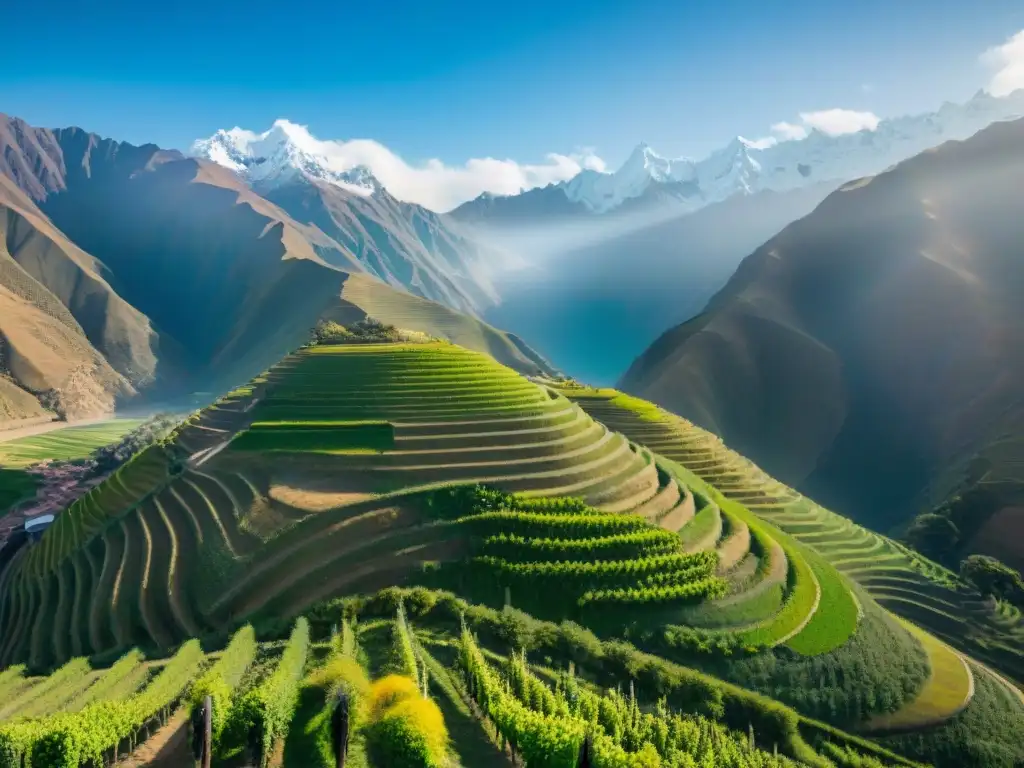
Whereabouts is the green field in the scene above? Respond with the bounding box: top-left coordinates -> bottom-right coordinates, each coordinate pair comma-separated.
0,420 -> 145,467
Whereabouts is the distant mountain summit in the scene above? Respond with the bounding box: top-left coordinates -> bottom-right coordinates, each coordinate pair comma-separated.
453,89 -> 1024,224
192,120 -> 381,196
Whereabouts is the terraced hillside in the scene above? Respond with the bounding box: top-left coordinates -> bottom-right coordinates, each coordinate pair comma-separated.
1,340 -> 1022,767
0,344 -> 708,666
559,385 -> 1024,764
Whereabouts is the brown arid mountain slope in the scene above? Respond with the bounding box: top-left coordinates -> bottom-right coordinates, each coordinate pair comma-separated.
621,117 -> 1024,566
0,171 -> 153,423
0,115 -> 552,420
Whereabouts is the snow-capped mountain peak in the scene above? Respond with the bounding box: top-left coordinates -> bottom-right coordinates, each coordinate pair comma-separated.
549,88 -> 1024,216
191,119 -> 380,196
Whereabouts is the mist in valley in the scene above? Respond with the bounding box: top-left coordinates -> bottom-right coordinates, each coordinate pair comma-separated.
474,181 -> 839,383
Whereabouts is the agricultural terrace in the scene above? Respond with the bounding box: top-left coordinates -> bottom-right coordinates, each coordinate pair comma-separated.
560,385 -> 1024,764
0,344 -> 712,666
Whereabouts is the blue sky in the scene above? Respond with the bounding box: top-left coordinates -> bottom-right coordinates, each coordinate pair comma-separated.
4,0 -> 1023,195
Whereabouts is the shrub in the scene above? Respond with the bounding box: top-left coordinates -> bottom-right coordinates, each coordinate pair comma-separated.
364,676 -> 421,723
364,696 -> 448,768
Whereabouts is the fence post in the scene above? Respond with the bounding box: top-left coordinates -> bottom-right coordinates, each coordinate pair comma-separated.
331,691 -> 350,767
576,735 -> 592,768
191,696 -> 213,768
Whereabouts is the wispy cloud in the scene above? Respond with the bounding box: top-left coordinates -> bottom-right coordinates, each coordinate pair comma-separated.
982,29 -> 1024,98
799,109 -> 881,135
770,121 -> 809,141
763,108 -> 880,144
215,120 -> 607,212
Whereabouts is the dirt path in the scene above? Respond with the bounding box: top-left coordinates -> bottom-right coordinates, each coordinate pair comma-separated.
115,709 -> 190,768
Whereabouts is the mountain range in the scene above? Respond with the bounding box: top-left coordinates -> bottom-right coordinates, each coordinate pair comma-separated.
0,115 -> 550,425
453,89 -> 1024,223
621,115 -> 1024,570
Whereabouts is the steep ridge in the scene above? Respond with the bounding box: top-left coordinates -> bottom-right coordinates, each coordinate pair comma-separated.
621,116 -> 1024,560
0,171 -> 154,421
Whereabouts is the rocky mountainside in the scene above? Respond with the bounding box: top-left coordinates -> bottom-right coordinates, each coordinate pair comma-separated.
453,89 -> 1024,224
620,117 -> 1024,567
192,121 -> 498,315
0,115 -> 550,424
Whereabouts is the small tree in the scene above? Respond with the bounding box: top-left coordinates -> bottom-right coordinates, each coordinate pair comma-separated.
960,555 -> 1024,603
906,513 -> 960,562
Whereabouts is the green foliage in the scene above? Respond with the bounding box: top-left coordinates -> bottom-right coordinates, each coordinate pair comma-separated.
718,607 -> 928,728
0,639 -> 204,768
386,604 -> 424,690
226,618 -> 310,766
481,528 -> 682,562
677,499 -> 720,550
0,420 -> 146,468
457,624 -> 805,768
62,649 -> 145,713
188,625 -> 258,743
638,625 -> 764,660
960,554 -> 1024,604
88,414 -> 177,476
30,444 -> 171,574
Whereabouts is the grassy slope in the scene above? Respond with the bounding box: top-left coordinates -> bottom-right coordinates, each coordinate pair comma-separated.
0,420 -> 145,467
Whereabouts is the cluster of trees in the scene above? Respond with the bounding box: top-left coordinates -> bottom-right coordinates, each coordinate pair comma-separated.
960,555 -> 1024,606
711,607 -> 930,728
903,486 -> 1024,600
89,414 -> 177,476
905,486 -> 1001,563
310,317 -> 435,346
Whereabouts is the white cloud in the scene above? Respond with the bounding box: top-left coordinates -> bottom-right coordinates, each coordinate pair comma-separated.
798,108 -> 881,135
771,121 -> 809,141
739,135 -> 778,150
221,119 -> 606,212
982,29 -> 1024,98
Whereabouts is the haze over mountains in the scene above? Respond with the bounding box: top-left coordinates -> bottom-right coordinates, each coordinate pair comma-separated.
621,115 -> 1024,568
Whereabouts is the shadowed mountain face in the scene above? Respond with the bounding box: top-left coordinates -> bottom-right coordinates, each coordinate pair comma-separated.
261,181 -> 497,315
0,116 -> 551,422
621,117 -> 1024,557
